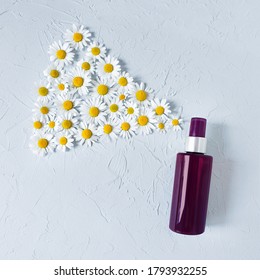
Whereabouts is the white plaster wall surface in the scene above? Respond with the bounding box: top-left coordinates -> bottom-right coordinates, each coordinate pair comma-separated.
0,0 -> 260,259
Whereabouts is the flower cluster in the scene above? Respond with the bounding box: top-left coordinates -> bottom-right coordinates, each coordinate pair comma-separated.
30,24 -> 183,156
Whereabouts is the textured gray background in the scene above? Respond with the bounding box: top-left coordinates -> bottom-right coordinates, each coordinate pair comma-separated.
0,0 -> 260,259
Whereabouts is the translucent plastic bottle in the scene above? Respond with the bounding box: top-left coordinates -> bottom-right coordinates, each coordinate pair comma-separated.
169,118 -> 213,235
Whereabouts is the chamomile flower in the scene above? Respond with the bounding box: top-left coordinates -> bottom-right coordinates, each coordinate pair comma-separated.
30,132 -> 55,156
86,41 -> 106,60
32,116 -> 45,132
56,92 -> 81,115
45,115 -> 59,133
48,41 -> 74,68
155,120 -> 168,134
118,115 -> 137,139
91,77 -> 115,103
77,57 -> 95,75
151,98 -> 171,121
131,82 -> 153,106
35,80 -> 54,102
96,55 -> 121,80
114,91 -> 129,102
33,100 -> 55,121
136,107 -> 156,135
55,133 -> 74,152
64,24 -> 91,50
97,119 -> 119,142
80,97 -> 107,125
43,64 -> 65,83
68,68 -> 92,96
75,122 -> 99,147
58,113 -> 79,134
168,115 -> 183,131
124,100 -> 139,117
115,72 -> 135,93
53,78 -> 69,94
106,97 -> 124,120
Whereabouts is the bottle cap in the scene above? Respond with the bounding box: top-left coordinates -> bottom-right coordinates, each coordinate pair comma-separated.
189,118 -> 207,138
186,117 -> 207,153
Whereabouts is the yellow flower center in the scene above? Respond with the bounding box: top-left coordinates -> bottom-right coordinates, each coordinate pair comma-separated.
97,84 -> 108,95
38,87 -> 48,96
40,106 -> 49,115
172,119 -> 179,126
104,63 -> 114,73
50,69 -> 59,78
91,47 -> 100,56
33,121 -> 43,129
158,123 -> 165,129
138,115 -> 149,126
58,83 -> 65,91
119,94 -> 126,101
82,129 -> 92,139
73,76 -> 84,87
136,90 -> 147,102
118,77 -> 128,86
103,124 -> 113,134
49,121 -> 55,128
63,100 -> 74,111
82,62 -> 90,70
38,138 -> 48,149
121,122 -> 130,131
56,50 -> 66,59
59,136 -> 68,145
62,120 -> 72,129
89,107 -> 99,117
73,32 -> 83,42
109,104 -> 118,113
127,107 -> 134,114
155,106 -> 165,115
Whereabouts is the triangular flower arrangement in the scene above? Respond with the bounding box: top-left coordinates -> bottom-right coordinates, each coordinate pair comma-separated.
30,24 -> 183,156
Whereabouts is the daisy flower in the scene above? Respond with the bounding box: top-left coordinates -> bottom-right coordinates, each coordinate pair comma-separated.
58,112 -> 79,134
80,97 -> 107,125
97,119 -> 119,142
56,92 -> 81,115
96,55 -> 121,80
48,41 -> 74,68
136,107 -> 156,135
45,115 -> 59,133
168,114 -> 183,131
75,122 -> 99,147
77,57 -> 95,75
55,133 -> 74,152
106,97 -> 124,120
43,63 -> 65,83
124,100 -> 139,118
91,77 -> 115,103
131,82 -> 153,106
67,68 -> 92,96
35,80 -> 54,102
118,115 -> 137,139
151,98 -> 171,121
64,24 -> 91,50
32,116 -> 45,132
115,72 -> 135,93
114,91 -> 129,102
86,41 -> 106,60
30,132 -> 55,156
53,78 -> 70,94
155,120 -> 168,134
33,100 -> 55,121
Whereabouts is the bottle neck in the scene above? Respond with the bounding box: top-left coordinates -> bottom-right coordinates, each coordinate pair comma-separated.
185,136 -> 207,154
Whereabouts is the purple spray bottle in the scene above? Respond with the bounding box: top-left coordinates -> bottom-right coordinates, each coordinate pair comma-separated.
169,117 -> 213,235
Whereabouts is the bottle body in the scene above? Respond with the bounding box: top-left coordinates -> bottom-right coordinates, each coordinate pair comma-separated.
169,152 -> 213,235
